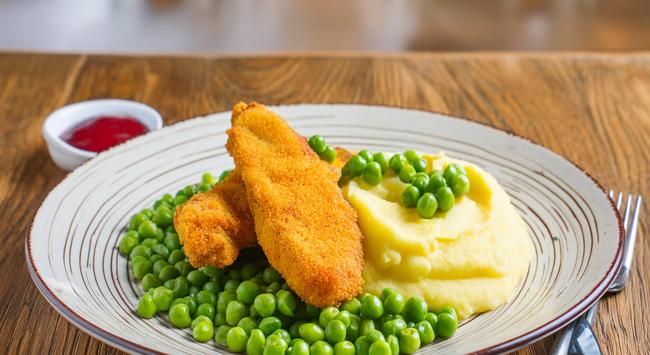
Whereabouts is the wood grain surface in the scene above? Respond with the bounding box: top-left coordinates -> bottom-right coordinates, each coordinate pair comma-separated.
0,52 -> 647,354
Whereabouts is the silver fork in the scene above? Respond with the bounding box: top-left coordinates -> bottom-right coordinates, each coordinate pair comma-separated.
550,192 -> 642,355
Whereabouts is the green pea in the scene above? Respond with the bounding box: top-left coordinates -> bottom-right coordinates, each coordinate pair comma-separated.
325,320 -> 347,343
141,273 -> 162,291
340,298 -> 361,315
167,249 -> 185,264
158,264 -> 179,282
155,228 -> 165,242
187,270 -> 208,287
360,295 -> 384,320
218,290 -> 237,314
416,193 -> 438,219
346,316 -> 360,341
403,150 -> 419,162
196,290 -> 216,308
119,235 -> 139,256
320,145 -> 337,163
247,329 -> 266,355
152,260 -> 168,275
238,317 -> 259,335
411,173 -> 429,192
129,245 -> 151,260
362,162 -> 383,186
138,221 -> 157,240
253,293 -> 276,317
237,280 -> 262,305
410,158 -> 427,173
264,334 -> 288,355
174,194 -> 188,206
334,310 -> 352,327
196,303 -> 215,319
129,213 -> 148,231
272,329 -> 292,343
191,314 -> 213,329
152,286 -> 174,311
199,172 -> 215,185
140,238 -> 158,248
149,254 -> 164,264
381,319 -> 407,337
435,313 -> 458,338
415,321 -> 435,345
262,267 -> 282,284
367,329 -> 385,343
382,292 -> 405,315
276,290 -> 298,316
207,266 -> 227,279
240,262 -> 259,280
139,208 -> 154,219
380,288 -> 397,301
299,322 -> 325,344
398,164 -> 416,183
319,307 -> 340,328
259,316 -> 283,336
450,174 -> 470,196
358,150 -> 374,163
289,321 -> 305,339
435,186 -> 455,212
425,312 -> 438,329
174,260 -> 192,277
386,335 -> 398,355
425,170 -> 446,193
218,169 -> 232,183
290,339 -> 311,355
333,340 -> 355,355
308,135 -> 328,154
397,328 -> 420,354
355,336 -> 371,355
133,258 -> 152,280
226,300 -> 247,325
369,152 -> 388,172
227,326 -> 249,352
163,279 -> 175,290
310,340 -> 333,355
344,155 -> 368,178
388,154 -> 408,173
152,206 -> 173,227
183,185 -> 197,197
403,296 -> 428,322
401,185 -> 420,208
360,319 -> 375,336
151,244 -> 169,260
215,325 -> 232,346
224,279 -> 240,292
369,340 -> 392,355
168,303 -> 191,328
136,294 -> 157,319
189,286 -> 199,298
214,312 -> 227,326
438,306 -> 457,318
203,281 -> 219,294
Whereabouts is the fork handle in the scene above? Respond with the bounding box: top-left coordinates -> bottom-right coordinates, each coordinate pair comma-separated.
550,321 -> 577,355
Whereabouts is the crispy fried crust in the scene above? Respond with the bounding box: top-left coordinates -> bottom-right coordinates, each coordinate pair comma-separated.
173,170 -> 257,268
226,102 -> 364,307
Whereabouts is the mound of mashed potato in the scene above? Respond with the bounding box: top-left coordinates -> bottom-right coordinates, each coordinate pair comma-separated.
343,152 -> 533,320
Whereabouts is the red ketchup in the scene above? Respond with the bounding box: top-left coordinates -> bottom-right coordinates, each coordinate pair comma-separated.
61,115 -> 149,153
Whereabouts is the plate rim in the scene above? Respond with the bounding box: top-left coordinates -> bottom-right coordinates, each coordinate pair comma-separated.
25,103 -> 624,355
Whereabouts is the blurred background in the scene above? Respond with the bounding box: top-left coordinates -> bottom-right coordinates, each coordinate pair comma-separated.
0,0 -> 648,53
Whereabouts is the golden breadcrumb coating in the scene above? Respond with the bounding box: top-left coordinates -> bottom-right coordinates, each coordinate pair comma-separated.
226,102 -> 364,307
173,170 -> 257,268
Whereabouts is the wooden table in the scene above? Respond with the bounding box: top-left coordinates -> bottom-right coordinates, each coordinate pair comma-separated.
0,52 -> 647,354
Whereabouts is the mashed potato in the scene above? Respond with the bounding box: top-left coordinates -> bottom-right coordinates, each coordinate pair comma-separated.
343,153 -> 533,320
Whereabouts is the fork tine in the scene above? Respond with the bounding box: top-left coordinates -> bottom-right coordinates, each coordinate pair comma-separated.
617,192 -> 623,210
623,193 -> 633,229
609,194 -> 642,292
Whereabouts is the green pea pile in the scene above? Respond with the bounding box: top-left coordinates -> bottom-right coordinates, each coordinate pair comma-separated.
338,149 -> 470,219
119,169 -> 459,354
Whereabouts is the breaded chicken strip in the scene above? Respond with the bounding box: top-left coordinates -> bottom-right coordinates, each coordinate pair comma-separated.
173,170 -> 257,268
226,102 -> 364,307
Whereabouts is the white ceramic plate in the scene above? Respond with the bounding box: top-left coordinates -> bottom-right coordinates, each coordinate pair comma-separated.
27,104 -> 622,354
